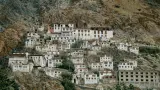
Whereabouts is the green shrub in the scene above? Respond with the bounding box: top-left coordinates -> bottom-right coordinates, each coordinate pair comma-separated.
58,55 -> 75,72
71,40 -> 83,49
139,46 -> 160,54
0,68 -> 19,90
61,73 -> 75,90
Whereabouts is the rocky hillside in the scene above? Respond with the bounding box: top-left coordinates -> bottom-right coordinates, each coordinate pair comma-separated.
0,0 -> 160,56
14,69 -> 64,90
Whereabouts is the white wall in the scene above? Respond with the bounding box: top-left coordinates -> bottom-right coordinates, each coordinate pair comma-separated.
102,62 -> 114,70
100,55 -> 113,62
84,74 -> 98,84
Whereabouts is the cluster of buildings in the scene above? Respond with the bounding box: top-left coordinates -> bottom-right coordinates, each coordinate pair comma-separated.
8,24 -> 160,89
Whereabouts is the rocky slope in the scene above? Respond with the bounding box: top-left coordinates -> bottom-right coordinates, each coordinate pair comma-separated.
14,69 -> 64,90
0,0 -> 160,56
0,0 -> 160,89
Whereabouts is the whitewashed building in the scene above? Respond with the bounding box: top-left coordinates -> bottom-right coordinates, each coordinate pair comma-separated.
117,43 -> 131,51
100,55 -> 113,62
74,64 -> 88,77
99,70 -> 114,79
118,60 -> 137,70
48,24 -> 74,33
73,29 -> 92,40
71,57 -> 84,64
90,27 -> 113,40
28,55 -> 46,67
8,53 -> 29,67
11,63 -> 34,72
44,67 -> 68,79
84,73 -> 98,84
25,38 -> 38,48
91,45 -> 101,51
48,57 -> 62,68
91,62 -> 113,70
102,61 -> 114,70
129,46 -> 139,55
70,50 -> 84,57
99,69 -> 117,84
91,63 -> 103,70
27,32 -> 40,39
73,27 -> 113,40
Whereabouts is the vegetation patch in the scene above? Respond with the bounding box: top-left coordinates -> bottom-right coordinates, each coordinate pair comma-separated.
61,72 -> 76,90
139,46 -> 160,54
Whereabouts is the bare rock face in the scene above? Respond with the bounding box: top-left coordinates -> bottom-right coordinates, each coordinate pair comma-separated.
14,71 -> 64,90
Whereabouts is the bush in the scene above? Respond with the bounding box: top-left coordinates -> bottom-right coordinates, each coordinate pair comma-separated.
58,55 -> 75,72
0,67 -> 19,90
139,46 -> 160,54
61,72 -> 72,81
115,83 -> 135,90
61,73 -> 75,90
71,40 -> 83,48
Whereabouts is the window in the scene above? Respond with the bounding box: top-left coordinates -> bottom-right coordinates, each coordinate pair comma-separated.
131,75 -> 133,77
126,79 -> 128,81
141,79 -> 143,81
121,75 -> 123,77
101,31 -> 103,34
126,75 -> 128,77
121,79 -> 123,81
136,79 -> 138,81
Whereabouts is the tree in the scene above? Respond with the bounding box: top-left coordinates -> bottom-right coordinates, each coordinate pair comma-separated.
58,55 -> 75,72
0,67 -> 19,90
71,40 -> 83,48
128,84 -> 135,90
115,84 -> 121,90
61,73 -> 75,90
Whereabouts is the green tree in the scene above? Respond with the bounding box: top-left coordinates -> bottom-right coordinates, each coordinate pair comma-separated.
61,73 -> 75,90
71,40 -> 83,48
115,84 -> 121,90
122,84 -> 128,90
58,55 -> 75,72
0,67 -> 19,90
128,84 -> 135,90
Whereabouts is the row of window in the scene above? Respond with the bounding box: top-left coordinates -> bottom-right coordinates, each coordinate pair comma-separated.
94,31 -> 108,34
121,75 -> 156,78
121,78 -> 156,82
14,65 -> 28,68
118,65 -> 133,68
85,78 -> 97,80
120,72 -> 158,75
